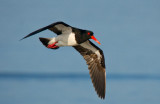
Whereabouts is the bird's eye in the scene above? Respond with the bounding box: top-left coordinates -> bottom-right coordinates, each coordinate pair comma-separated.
87,32 -> 90,35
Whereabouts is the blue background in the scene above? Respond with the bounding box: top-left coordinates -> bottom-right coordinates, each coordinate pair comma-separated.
0,0 -> 160,104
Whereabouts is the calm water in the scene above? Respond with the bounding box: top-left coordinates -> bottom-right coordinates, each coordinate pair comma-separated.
0,73 -> 160,104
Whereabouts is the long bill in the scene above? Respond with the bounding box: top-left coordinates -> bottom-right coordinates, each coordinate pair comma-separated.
91,36 -> 101,45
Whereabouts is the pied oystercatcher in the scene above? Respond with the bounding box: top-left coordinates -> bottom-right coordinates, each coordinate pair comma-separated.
21,21 -> 106,99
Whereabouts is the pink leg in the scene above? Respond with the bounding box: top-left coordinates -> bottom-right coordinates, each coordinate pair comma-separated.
47,42 -> 59,49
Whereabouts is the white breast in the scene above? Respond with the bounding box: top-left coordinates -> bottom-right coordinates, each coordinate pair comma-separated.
55,32 -> 78,46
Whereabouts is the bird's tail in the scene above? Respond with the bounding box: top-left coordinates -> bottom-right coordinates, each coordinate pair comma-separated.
39,37 -> 59,49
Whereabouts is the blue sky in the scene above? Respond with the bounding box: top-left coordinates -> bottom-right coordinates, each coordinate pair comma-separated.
1,0 -> 160,74
0,0 -> 160,103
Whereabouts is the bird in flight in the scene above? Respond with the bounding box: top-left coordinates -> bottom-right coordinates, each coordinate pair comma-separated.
21,21 -> 106,99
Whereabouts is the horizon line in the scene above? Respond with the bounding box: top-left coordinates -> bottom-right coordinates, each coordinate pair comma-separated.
0,72 -> 160,80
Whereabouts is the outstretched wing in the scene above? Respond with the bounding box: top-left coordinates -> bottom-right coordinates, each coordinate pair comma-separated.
73,40 -> 106,99
21,21 -> 71,40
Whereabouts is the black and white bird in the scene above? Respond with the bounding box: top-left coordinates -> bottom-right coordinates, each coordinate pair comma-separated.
21,21 -> 106,99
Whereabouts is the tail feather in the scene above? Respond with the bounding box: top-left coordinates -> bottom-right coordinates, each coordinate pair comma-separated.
39,37 -> 50,47
39,37 -> 59,49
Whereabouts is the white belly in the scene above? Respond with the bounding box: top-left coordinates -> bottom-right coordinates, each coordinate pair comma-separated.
55,32 -> 78,46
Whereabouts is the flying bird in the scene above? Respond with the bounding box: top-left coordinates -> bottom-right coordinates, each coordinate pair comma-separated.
21,21 -> 106,99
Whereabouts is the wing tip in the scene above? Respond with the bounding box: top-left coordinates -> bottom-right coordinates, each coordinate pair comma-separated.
89,67 -> 106,99
20,21 -> 70,41
94,80 -> 106,100
19,36 -> 27,41
99,95 -> 105,99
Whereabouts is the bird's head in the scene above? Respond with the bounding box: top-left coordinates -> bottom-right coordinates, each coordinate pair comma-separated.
86,31 -> 101,45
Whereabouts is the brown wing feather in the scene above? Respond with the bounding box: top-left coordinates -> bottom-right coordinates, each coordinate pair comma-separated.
73,41 -> 106,99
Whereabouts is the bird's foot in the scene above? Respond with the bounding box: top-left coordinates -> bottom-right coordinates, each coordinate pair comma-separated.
47,42 -> 59,49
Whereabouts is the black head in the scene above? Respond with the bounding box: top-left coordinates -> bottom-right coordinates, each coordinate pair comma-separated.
73,28 -> 101,44
86,30 -> 94,38
84,30 -> 101,45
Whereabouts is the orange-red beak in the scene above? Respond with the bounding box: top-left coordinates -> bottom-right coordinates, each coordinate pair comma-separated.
91,36 -> 101,45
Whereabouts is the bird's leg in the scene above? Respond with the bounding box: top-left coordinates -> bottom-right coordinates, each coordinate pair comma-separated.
47,42 -> 59,49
